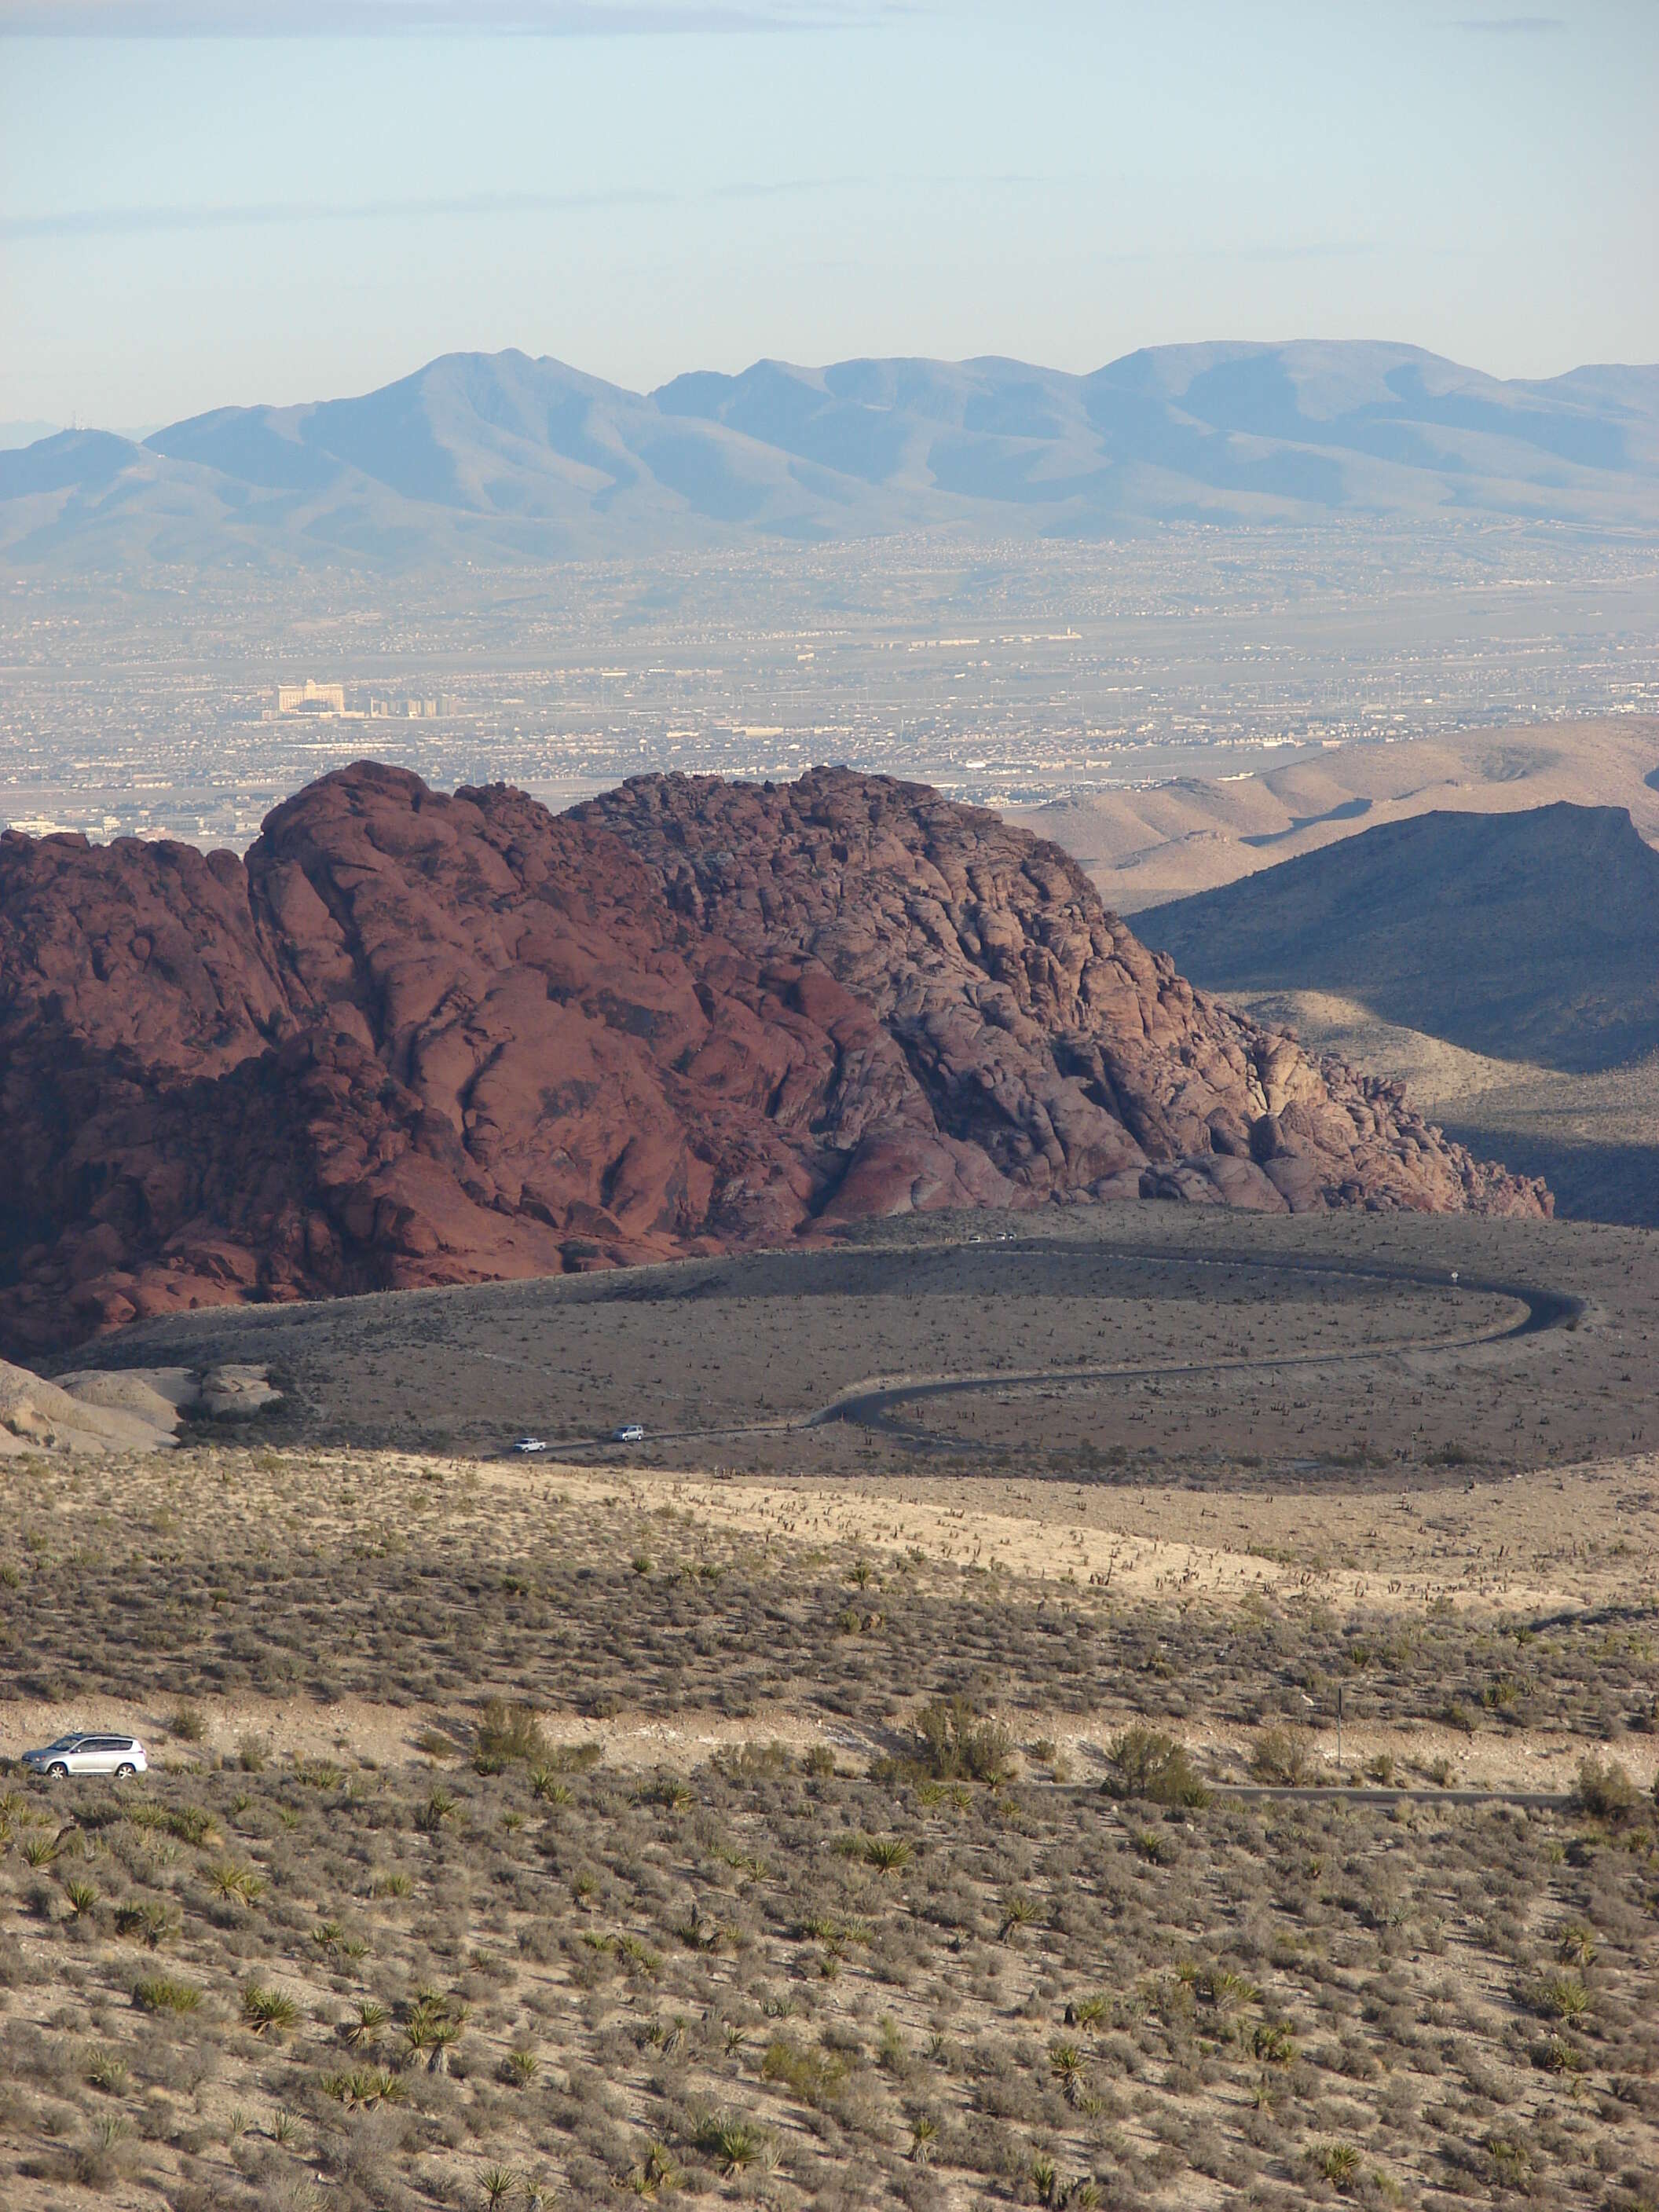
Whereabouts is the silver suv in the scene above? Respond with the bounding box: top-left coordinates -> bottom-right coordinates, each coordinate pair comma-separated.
21,1733 -> 148,1779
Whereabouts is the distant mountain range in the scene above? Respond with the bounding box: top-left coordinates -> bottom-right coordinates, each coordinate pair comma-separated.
1139,802 -> 1659,1075
3,342 -> 1657,569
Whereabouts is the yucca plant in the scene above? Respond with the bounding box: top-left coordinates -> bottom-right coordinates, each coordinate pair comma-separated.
864,1837 -> 911,1873
322,2067 -> 405,2110
242,1981 -> 299,2037
208,1861 -> 266,1903
628,2142 -> 679,2197
1536,1974 -> 1591,2023
998,1890 -> 1042,1942
85,2046 -> 128,2093
62,1876 -> 99,1917
695,2114 -> 766,2174
1313,2142 -> 1361,2188
421,1787 -> 458,1829
1558,1922 -> 1598,1968
1049,2040 -> 1086,2101
342,1998 -> 387,2048
1202,1968 -> 1258,2012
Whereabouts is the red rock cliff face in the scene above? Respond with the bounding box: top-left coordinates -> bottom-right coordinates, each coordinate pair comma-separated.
0,762 -> 1547,1353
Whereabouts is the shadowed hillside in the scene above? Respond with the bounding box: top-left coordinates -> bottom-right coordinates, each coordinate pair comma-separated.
1141,804 -> 1659,1074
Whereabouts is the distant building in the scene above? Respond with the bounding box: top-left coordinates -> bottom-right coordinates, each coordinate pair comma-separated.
276,679 -> 346,715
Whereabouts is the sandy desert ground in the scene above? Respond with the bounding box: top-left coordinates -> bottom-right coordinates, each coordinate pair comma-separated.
5,1205 -> 1657,2210
2,1422 -> 1657,2210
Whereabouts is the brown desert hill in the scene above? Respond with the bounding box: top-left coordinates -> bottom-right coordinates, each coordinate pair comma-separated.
0,762 -> 1546,1357
1017,716 -> 1659,913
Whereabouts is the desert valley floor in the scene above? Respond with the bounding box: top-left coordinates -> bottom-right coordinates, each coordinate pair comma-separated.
2,1205 -> 1657,2211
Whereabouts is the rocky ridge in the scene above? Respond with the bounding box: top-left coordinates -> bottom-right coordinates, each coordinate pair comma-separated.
0,763 -> 1547,1354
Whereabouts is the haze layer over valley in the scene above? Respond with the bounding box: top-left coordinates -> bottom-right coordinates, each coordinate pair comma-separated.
4,526 -> 1657,855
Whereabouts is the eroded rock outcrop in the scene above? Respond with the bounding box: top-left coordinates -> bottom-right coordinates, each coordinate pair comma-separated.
0,763 -> 1547,1353
0,1359 -> 279,1452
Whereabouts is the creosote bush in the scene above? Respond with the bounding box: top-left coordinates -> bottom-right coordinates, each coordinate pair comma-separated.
473,1697 -> 549,1772
906,1694 -> 1016,1784
1103,1723 -> 1211,1807
1250,1726 -> 1311,1785
1571,1752 -> 1640,1822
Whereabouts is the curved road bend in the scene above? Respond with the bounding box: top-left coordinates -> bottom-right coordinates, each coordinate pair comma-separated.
531,1244 -> 1580,1455
807,1247 -> 1582,1451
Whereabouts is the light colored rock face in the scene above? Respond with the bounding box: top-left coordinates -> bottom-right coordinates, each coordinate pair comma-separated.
0,1361 -> 179,1454
0,1362 -> 280,1454
197,1365 -> 282,1420
0,764 -> 1547,1355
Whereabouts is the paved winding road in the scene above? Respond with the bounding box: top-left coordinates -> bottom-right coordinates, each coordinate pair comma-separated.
802,1244 -> 1581,1453
545,1240 -> 1582,1456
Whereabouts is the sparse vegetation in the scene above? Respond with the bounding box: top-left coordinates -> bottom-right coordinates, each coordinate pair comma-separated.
0,1428 -> 1654,2206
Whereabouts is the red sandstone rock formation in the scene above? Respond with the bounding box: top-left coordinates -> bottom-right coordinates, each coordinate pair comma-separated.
0,762 -> 1547,1353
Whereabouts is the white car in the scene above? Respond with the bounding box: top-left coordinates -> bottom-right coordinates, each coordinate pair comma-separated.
22,1733 -> 147,1780
511,1436 -> 550,1454
612,1423 -> 646,1444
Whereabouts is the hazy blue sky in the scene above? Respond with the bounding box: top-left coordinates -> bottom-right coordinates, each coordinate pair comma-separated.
2,1 -> 1656,429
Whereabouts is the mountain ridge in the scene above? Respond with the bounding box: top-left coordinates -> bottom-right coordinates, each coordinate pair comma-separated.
4,339 -> 1656,569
